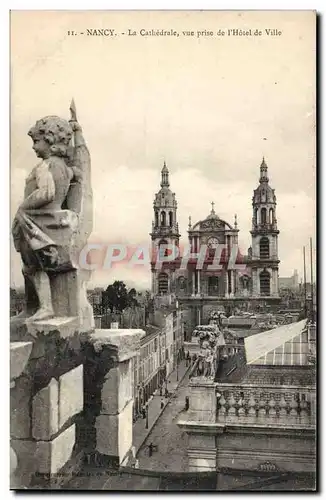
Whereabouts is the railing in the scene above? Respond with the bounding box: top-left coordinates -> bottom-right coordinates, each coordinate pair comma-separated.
216,383 -> 315,426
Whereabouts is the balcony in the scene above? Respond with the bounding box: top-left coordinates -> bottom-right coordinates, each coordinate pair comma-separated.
216,383 -> 315,427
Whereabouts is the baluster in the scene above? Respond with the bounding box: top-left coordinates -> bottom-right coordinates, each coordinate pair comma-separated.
248,393 -> 257,417
289,394 -> 299,418
237,393 -> 245,417
228,392 -> 236,418
258,393 -> 267,418
218,393 -> 226,417
299,394 -> 309,419
268,393 -> 277,418
279,393 -> 287,417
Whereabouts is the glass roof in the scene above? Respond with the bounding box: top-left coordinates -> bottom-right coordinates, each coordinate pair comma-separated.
244,320 -> 310,366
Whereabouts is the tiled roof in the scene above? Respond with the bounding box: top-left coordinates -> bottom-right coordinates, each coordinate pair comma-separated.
245,320 -> 310,366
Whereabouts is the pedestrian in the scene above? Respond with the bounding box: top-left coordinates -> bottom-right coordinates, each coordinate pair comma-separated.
142,405 -> 146,419
185,396 -> 189,411
160,398 -> 164,409
165,387 -> 169,398
148,442 -> 154,457
159,385 -> 163,397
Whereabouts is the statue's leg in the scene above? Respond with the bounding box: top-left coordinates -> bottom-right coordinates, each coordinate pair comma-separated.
26,271 -> 54,321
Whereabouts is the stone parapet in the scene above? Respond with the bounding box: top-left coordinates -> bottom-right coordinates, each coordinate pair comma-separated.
10,323 -> 144,488
10,319 -> 86,489
80,329 -> 145,467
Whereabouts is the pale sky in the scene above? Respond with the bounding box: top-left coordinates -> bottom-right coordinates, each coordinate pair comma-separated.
10,10 -> 316,289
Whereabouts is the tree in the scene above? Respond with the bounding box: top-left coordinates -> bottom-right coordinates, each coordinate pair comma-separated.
127,288 -> 140,308
102,281 -> 129,314
101,281 -> 141,314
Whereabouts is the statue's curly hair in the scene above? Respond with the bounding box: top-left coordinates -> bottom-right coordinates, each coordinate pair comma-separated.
28,116 -> 73,158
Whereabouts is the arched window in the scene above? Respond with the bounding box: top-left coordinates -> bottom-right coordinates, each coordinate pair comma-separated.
160,211 -> 166,226
254,208 -> 258,225
269,208 -> 274,224
261,207 -> 267,225
158,273 -> 169,295
169,211 -> 173,227
208,276 -> 219,296
260,270 -> 271,296
260,237 -> 270,259
155,211 -> 159,227
158,239 -> 169,258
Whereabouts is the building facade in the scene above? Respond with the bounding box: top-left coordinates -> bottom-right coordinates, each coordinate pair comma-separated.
178,320 -> 316,482
132,308 -> 184,420
150,160 -> 281,331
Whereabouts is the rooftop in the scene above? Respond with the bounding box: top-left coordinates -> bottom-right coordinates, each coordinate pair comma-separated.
245,319 -> 310,366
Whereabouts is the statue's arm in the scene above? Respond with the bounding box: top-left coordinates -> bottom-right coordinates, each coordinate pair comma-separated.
19,163 -> 55,210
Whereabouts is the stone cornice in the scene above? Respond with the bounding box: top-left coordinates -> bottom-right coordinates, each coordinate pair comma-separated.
84,328 -> 145,362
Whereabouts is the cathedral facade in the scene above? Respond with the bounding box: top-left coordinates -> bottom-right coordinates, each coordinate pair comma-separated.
150,159 -> 280,331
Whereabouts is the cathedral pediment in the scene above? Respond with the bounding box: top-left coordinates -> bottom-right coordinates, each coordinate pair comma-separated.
200,218 -> 225,230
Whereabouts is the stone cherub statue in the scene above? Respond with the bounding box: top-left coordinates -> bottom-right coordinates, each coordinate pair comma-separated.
12,101 -> 94,328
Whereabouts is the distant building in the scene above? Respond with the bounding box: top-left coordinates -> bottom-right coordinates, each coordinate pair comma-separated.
132,307 -> 184,420
279,269 -> 299,290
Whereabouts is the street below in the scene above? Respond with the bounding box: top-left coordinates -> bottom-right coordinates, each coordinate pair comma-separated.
136,369 -> 192,472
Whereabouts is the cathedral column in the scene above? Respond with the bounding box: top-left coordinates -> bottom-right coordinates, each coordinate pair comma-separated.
224,271 -> 229,297
192,271 -> 195,296
272,269 -> 278,296
256,270 -> 261,296
229,270 -> 235,297
197,270 -> 201,295
252,269 -> 257,296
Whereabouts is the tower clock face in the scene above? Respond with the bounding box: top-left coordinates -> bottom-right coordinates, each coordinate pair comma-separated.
208,237 -> 219,248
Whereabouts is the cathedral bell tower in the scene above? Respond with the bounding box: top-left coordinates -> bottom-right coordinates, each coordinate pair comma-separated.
250,158 -> 280,298
150,162 -> 180,300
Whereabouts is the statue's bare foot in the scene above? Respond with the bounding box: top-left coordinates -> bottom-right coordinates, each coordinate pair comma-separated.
26,307 -> 54,323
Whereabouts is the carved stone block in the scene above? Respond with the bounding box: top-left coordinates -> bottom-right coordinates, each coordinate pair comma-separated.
101,361 -> 132,415
32,378 -> 59,440
95,400 -> 133,464
36,424 -> 75,475
59,365 -> 83,428
11,375 -> 33,439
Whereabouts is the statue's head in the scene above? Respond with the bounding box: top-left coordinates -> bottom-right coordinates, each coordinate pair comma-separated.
28,116 -> 73,159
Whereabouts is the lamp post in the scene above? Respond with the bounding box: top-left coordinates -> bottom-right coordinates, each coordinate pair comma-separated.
145,404 -> 149,429
176,350 -> 179,382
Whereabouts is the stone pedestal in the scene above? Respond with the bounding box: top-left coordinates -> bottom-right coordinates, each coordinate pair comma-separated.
84,329 -> 144,466
178,377 -> 219,472
10,319 -> 85,489
188,378 -> 217,423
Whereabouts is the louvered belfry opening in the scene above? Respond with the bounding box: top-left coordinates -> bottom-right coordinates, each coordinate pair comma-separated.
158,272 -> 168,294
259,237 -> 270,259
260,270 -> 271,296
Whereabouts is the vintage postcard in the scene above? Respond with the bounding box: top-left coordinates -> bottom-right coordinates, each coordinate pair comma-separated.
10,10 -> 316,491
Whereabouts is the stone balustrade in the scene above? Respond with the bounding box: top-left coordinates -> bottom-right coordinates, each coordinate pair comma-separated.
216,383 -> 315,425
